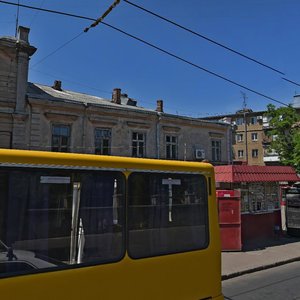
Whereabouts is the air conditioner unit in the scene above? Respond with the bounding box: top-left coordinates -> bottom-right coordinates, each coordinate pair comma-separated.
195,149 -> 205,159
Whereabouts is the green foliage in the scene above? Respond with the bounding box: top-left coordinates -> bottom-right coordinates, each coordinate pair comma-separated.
265,104 -> 300,172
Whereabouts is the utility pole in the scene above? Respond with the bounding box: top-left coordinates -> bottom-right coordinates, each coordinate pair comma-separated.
241,92 -> 249,164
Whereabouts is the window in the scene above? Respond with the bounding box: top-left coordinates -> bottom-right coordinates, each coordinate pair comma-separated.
132,132 -> 145,158
52,124 -> 70,152
251,133 -> 258,141
95,128 -> 111,155
250,116 -> 257,125
238,150 -> 244,158
252,149 -> 258,158
236,118 -> 244,125
166,135 -> 178,159
0,168 -> 125,277
236,134 -> 243,142
128,172 -> 208,258
212,140 -> 221,162
242,182 -> 279,213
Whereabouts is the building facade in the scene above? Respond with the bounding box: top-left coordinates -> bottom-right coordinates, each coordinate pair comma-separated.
0,27 -> 231,164
202,109 -> 272,166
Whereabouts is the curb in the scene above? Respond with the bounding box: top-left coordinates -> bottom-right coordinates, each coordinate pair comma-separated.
222,256 -> 300,281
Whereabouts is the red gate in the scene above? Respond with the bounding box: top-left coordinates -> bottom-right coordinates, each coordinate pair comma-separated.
217,190 -> 242,251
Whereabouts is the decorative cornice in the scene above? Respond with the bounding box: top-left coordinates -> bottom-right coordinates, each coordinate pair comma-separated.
127,121 -> 151,129
44,112 -> 78,122
162,125 -> 181,133
88,116 -> 118,126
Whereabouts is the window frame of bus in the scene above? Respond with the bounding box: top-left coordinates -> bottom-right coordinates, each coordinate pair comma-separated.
0,167 -> 126,278
127,172 -> 209,259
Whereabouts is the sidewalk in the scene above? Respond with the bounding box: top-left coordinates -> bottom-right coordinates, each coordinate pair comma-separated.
221,236 -> 300,280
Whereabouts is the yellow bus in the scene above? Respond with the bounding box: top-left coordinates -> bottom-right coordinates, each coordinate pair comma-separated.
0,149 -> 223,300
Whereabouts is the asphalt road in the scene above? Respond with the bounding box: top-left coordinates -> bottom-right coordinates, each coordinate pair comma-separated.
222,261 -> 300,300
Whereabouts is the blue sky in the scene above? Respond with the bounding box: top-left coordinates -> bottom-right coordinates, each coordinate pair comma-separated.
1,0 -> 300,117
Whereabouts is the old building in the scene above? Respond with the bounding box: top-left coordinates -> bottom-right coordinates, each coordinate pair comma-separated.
0,27 -> 231,164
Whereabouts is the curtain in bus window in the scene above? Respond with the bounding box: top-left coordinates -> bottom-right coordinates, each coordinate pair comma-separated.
0,168 -> 125,278
79,172 -> 124,263
6,171 -> 30,246
128,172 -> 209,258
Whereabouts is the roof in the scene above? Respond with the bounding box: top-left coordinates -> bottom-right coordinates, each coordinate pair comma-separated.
215,165 -> 299,183
27,83 -> 153,113
26,83 -> 230,128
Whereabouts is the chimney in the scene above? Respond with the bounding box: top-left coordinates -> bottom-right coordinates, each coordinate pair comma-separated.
156,99 -> 164,113
18,26 -> 30,43
15,26 -> 37,112
52,80 -> 62,91
112,88 -> 121,104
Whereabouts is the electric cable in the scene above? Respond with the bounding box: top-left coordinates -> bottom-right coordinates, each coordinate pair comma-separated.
0,0 -> 290,107
282,77 -> 300,88
100,21 -> 289,107
123,0 -> 285,75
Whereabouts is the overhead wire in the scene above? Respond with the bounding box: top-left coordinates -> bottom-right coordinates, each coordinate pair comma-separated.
282,77 -> 300,88
99,21 -> 289,107
28,0 -> 46,27
30,68 -> 112,95
0,0 -> 290,107
31,32 -> 85,68
123,0 -> 285,76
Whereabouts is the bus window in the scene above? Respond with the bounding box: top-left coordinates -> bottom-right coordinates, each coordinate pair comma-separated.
0,169 -> 125,277
128,172 -> 209,258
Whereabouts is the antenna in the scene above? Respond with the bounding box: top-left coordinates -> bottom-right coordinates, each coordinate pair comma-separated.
15,0 -> 20,37
240,91 -> 248,110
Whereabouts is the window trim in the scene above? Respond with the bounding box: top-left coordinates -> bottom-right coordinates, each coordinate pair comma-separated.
237,150 -> 244,158
165,135 -> 178,160
252,149 -> 259,158
94,128 -> 112,155
51,124 -> 71,152
211,140 -> 221,162
236,133 -> 244,143
131,131 -> 146,158
251,132 -> 258,141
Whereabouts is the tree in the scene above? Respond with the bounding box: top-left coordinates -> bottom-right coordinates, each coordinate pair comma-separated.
265,104 -> 300,172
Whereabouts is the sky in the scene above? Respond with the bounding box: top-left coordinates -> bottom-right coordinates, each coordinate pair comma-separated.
1,0 -> 300,117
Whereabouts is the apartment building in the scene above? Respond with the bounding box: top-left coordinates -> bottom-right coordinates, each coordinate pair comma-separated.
201,108 -> 278,166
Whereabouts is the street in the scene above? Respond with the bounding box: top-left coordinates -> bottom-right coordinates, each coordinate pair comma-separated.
222,261 -> 300,300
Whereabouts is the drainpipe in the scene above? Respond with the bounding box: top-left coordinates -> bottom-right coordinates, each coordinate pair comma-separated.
82,103 -> 88,153
27,98 -> 32,149
244,111 -> 248,164
156,113 -> 161,159
155,100 -> 164,159
228,124 -> 233,164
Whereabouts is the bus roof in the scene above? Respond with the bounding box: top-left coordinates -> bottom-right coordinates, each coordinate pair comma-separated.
0,149 -> 214,174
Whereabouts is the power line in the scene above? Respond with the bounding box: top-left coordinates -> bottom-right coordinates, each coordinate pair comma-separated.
282,77 -> 300,87
28,0 -> 120,68
29,68 -> 112,95
28,0 -> 46,27
0,1 -> 95,21
84,0 -> 120,33
100,21 -> 289,107
0,0 -> 289,107
31,32 -> 85,67
123,0 -> 285,76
